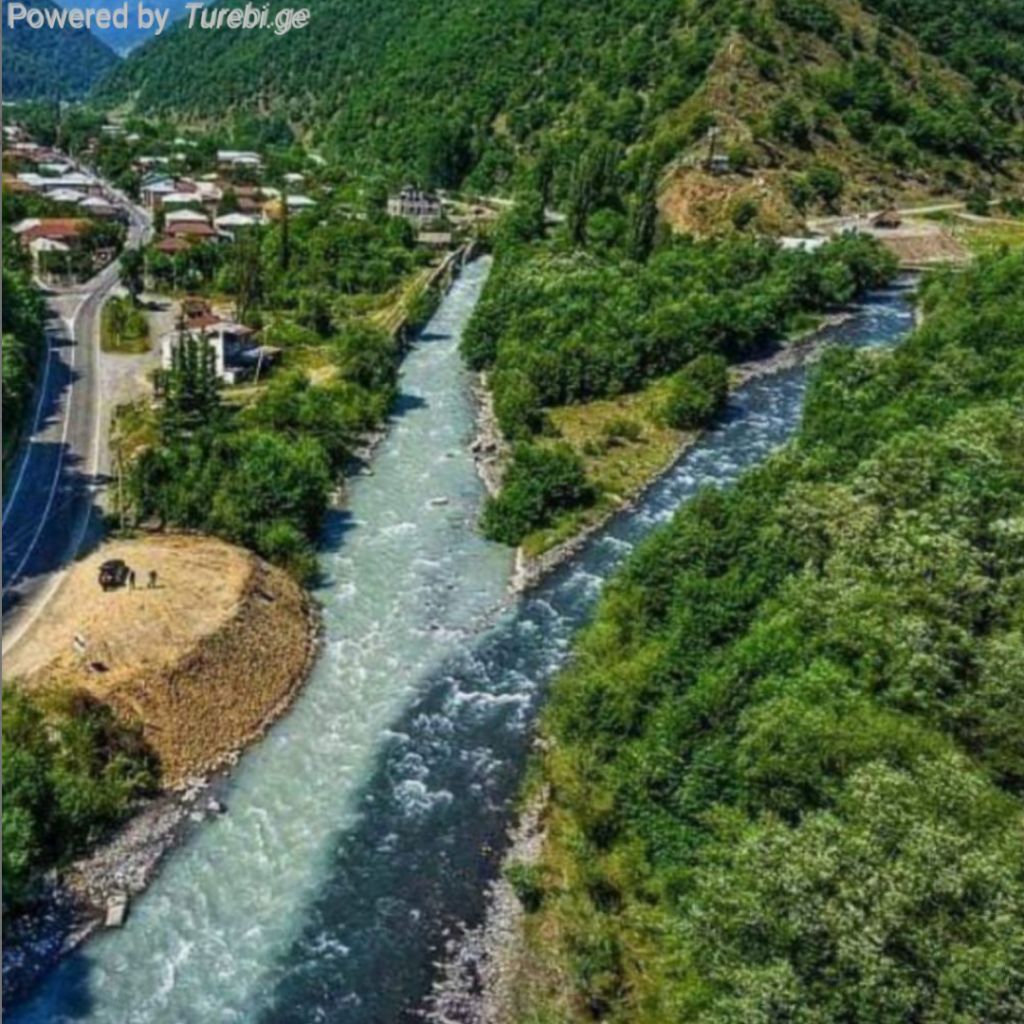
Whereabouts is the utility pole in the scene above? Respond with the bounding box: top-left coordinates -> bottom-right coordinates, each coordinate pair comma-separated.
705,127 -> 719,171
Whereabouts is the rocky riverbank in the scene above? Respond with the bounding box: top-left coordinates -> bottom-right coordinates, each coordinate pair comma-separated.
424,786 -> 549,1024
469,371 -> 508,498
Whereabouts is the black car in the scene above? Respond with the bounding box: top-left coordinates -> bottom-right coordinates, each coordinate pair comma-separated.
98,559 -> 130,591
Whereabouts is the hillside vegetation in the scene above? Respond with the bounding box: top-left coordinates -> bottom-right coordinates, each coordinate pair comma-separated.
98,0 -> 1024,210
462,162 -> 896,550
2,207 -> 47,461
1,0 -> 119,100
513,251 -> 1024,1022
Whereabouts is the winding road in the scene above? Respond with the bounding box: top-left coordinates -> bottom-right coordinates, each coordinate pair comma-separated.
2,187 -> 150,654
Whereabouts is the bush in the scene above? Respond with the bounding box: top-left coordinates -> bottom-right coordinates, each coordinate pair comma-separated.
966,184 -> 993,217
602,417 -> 643,444
505,862 -> 545,912
661,353 -> 729,429
482,443 -> 594,545
493,368 -> 544,440
2,689 -> 156,909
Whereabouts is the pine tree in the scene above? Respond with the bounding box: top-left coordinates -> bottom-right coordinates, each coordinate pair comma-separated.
279,187 -> 291,271
233,231 -> 263,323
161,327 -> 220,440
628,158 -> 659,263
567,138 -> 621,246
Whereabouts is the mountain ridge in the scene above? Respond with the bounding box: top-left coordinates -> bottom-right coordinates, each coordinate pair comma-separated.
94,0 -> 1024,209
2,0 -> 120,100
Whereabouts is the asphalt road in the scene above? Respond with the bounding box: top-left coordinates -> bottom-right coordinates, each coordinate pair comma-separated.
2,194 -> 150,653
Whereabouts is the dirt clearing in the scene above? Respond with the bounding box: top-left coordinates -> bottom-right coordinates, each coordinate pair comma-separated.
4,534 -> 317,786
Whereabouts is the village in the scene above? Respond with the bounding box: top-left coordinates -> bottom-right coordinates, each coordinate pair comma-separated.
3,115 -> 501,400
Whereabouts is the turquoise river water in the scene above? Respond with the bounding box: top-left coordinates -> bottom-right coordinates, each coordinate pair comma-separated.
11,257 -> 916,1023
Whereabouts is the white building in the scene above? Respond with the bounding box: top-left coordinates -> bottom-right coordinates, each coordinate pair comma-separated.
161,321 -> 263,385
214,212 -> 262,238
779,236 -> 828,254
39,172 -> 102,195
48,188 -> 88,205
141,178 -> 176,211
161,191 -> 207,209
164,208 -> 210,225
387,186 -> 442,223
217,150 -> 262,169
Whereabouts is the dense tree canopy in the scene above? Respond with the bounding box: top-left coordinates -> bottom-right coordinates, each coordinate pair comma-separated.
2,689 -> 156,909
2,223 -> 46,451
519,250 -> 1024,1022
1,0 -> 118,100
465,228 -> 896,440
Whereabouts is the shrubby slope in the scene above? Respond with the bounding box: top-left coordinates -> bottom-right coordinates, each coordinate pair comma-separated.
517,251 -> 1024,1021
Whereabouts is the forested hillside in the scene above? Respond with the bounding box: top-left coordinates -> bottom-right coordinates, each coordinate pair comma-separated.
97,0 -> 1024,209
511,251 -> 1024,1021
1,0 -> 119,100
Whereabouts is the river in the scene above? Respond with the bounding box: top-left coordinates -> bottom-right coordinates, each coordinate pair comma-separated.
10,260 -> 916,1023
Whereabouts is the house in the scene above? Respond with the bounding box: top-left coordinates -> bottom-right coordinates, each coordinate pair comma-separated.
217,150 -> 262,170
49,188 -> 88,205
214,212 -> 261,238
16,219 -> 90,277
29,237 -> 72,269
181,179 -> 223,205
417,231 -> 454,251
141,178 -> 176,212
154,236 -> 191,255
161,191 -> 206,210
180,296 -> 220,330
78,196 -> 120,219
165,221 -> 219,242
387,186 -> 442,223
164,208 -> 210,226
160,320 -> 277,384
779,236 -> 828,254
17,172 -> 49,191
39,172 -> 103,195
14,218 -> 90,248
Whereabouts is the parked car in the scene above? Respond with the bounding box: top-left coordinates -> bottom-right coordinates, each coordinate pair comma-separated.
98,559 -> 130,591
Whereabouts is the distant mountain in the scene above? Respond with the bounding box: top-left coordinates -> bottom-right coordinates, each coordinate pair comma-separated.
95,0 -> 1024,211
55,0 -> 203,55
2,0 -> 119,100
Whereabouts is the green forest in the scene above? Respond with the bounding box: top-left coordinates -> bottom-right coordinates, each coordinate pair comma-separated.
95,0 -> 1024,198
516,249 -> 1024,1022
2,220 -> 47,461
1,0 -> 119,100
